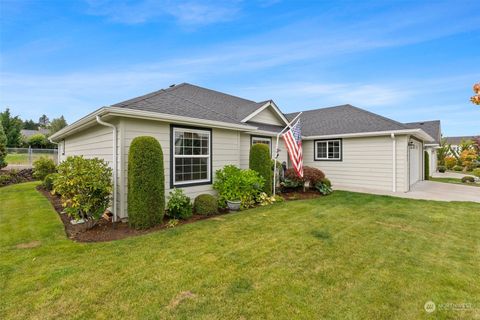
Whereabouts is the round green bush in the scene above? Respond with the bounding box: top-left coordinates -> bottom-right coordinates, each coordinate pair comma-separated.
33,156 -> 56,180
249,144 -> 272,195
461,176 -> 475,183
194,194 -> 218,215
43,173 -> 59,191
453,165 -> 463,172
128,136 -> 165,229
166,188 -> 192,219
473,168 -> 480,178
438,165 -> 446,173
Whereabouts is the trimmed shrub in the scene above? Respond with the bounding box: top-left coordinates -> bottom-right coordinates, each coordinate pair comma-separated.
28,133 -> 48,148
444,156 -> 456,170
167,188 -> 192,219
128,136 -> 165,229
33,156 -> 56,180
438,165 -> 446,173
453,165 -> 463,172
249,144 -> 272,195
424,151 -> 429,180
194,194 -> 218,215
473,168 -> 480,178
460,149 -> 478,171
54,156 -> 112,222
43,173 -> 59,191
213,165 -> 264,209
461,176 -> 475,183
320,177 -> 332,188
285,166 -> 325,186
0,123 -> 7,169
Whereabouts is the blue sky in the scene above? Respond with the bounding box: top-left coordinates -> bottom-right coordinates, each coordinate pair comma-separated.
0,0 -> 479,136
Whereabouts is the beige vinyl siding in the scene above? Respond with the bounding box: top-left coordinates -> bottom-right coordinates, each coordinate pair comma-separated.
239,133 -> 289,169
249,107 -> 284,126
120,118 -> 241,218
304,135 -> 409,192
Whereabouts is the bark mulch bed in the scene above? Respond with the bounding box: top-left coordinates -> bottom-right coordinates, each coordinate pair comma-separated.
279,189 -> 322,200
36,186 -> 323,243
36,185 -> 230,243
0,168 -> 35,187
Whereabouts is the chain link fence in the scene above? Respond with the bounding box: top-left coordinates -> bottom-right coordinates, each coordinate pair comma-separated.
5,147 -> 58,168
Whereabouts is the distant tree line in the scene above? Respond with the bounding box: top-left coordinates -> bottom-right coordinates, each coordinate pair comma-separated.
0,108 -> 68,148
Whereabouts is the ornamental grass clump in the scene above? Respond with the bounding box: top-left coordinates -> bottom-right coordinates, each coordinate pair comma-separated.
128,136 -> 165,229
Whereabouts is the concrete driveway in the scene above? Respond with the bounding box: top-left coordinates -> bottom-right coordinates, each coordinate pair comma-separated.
335,181 -> 480,203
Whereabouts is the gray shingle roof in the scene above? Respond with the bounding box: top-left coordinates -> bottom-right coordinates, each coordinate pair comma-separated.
444,135 -> 480,145
404,120 -> 441,144
111,83 -> 266,125
285,105 -> 410,136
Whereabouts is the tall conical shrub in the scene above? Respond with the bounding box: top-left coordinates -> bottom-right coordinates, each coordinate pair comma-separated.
128,136 -> 165,228
0,123 -> 7,169
249,143 -> 272,195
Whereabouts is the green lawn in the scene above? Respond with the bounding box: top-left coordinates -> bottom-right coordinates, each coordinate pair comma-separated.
1,182 -> 479,319
430,177 -> 480,187
5,153 -> 56,165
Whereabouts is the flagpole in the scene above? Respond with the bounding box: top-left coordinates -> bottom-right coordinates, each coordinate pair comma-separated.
273,112 -> 303,196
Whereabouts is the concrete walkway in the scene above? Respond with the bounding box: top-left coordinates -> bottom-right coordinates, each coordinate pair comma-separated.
335,181 -> 479,203
431,171 -> 475,179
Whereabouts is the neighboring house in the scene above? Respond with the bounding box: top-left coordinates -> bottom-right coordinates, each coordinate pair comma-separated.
50,83 -> 435,220
444,135 -> 479,154
21,128 -> 50,138
404,120 -> 441,173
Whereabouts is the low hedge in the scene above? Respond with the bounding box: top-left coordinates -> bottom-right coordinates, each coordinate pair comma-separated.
194,194 -> 218,215
43,173 -> 60,191
453,165 -> 463,172
33,157 -> 56,180
461,176 -> 475,183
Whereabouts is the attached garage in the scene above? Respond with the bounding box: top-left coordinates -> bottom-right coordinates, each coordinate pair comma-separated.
408,138 -> 423,187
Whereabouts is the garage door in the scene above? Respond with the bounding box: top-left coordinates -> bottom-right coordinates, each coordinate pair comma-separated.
409,140 -> 422,186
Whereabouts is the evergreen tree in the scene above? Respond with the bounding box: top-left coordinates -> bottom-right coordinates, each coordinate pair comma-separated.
0,108 -> 22,147
0,122 -> 7,169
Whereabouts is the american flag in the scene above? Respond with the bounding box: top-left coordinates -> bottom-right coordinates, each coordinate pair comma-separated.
282,120 -> 303,178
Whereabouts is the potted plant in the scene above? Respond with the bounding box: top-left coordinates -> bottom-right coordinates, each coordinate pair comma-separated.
226,199 -> 241,211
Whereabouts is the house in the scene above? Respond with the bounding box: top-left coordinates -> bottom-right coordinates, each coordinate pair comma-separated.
444,135 -> 479,154
50,83 -> 435,220
404,120 -> 441,173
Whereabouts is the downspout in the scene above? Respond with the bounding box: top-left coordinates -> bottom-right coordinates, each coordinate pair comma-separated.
391,133 -> 396,192
96,116 -> 117,222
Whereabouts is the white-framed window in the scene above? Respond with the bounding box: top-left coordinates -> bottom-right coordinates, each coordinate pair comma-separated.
314,139 -> 342,161
172,126 -> 211,187
251,136 -> 272,154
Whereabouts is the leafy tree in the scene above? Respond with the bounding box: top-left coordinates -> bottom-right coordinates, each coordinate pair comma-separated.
0,123 -> 7,169
23,119 -> 39,130
48,116 -> 68,135
38,114 -> 50,128
28,133 -> 48,148
471,83 -> 480,105
0,108 -> 23,147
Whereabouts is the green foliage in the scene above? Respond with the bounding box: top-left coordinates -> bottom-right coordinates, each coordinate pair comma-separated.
48,116 -> 68,135
256,192 -> 280,206
32,156 -> 56,180
0,108 -> 23,147
27,133 -> 48,148
473,168 -> 480,178
54,156 -> 112,221
461,176 -> 475,183
438,165 -> 446,173
424,151 -> 429,180
0,123 -> 7,169
128,136 -> 165,229
315,180 -> 333,195
213,165 -> 264,209
43,173 -> 59,191
281,178 -> 303,190
167,188 -> 192,219
453,165 -> 463,172
194,194 -> 218,215
166,218 -> 179,228
249,144 -> 272,195
23,119 -> 38,130
38,114 -> 50,128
